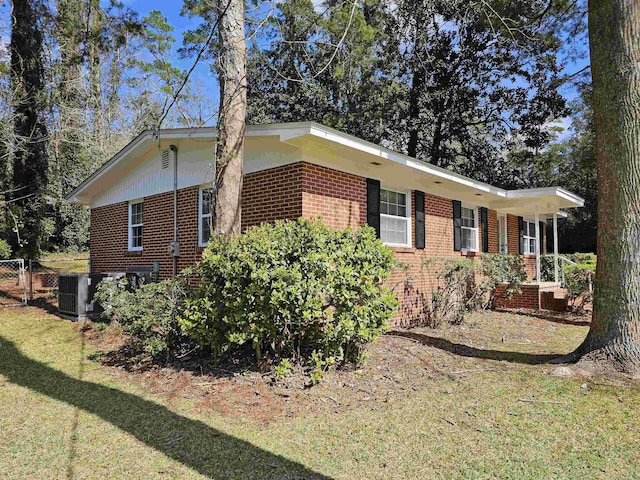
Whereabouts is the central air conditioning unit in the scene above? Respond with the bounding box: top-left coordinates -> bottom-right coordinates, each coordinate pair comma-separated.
125,265 -> 159,287
58,273 -> 124,320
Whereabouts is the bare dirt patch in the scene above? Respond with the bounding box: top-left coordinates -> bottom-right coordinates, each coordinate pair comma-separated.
85,308 -> 614,424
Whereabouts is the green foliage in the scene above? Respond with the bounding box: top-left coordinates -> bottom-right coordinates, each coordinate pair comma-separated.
0,239 -> 11,259
480,254 -> 527,309
246,0 -> 586,185
401,254 -> 526,328
274,358 -> 292,379
95,277 -> 192,359
533,88 -> 596,253
405,258 -> 477,328
180,219 -> 398,370
562,257 -> 595,312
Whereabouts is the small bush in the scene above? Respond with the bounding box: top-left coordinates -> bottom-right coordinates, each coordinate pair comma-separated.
179,219 -> 397,369
399,258 -> 476,328
95,276 -> 192,359
541,253 -> 596,282
274,358 -> 293,379
480,254 -> 527,309
399,254 -> 526,328
563,263 -> 594,312
0,239 -> 11,259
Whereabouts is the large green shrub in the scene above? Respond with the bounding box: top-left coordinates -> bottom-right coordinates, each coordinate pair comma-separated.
180,219 -> 397,369
95,277 -> 192,359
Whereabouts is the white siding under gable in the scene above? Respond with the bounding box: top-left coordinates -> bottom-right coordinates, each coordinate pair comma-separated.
91,136 -> 302,209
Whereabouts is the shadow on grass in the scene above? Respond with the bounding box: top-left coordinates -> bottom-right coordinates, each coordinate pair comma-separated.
388,330 -> 562,365
0,334 -> 329,480
493,309 -> 591,327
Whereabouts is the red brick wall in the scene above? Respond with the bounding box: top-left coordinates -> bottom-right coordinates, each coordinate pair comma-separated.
242,163 -> 303,229
494,284 -> 540,309
90,161 -> 541,324
90,186 -> 202,279
488,209 -> 499,253
300,163 -> 367,229
507,214 -> 520,255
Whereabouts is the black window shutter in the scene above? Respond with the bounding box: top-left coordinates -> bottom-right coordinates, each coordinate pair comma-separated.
539,221 -> 545,254
480,207 -> 489,253
366,178 -> 381,238
453,200 -> 462,251
415,190 -> 425,249
518,216 -> 524,254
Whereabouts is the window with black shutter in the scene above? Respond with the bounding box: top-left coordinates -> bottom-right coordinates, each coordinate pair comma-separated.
366,178 -> 381,238
480,207 -> 489,253
453,200 -> 462,251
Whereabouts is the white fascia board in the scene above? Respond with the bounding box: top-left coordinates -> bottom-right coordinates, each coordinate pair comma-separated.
296,122 -> 508,198
507,186 -> 585,207
67,120 -> 585,211
66,128 -> 217,203
66,130 -> 150,203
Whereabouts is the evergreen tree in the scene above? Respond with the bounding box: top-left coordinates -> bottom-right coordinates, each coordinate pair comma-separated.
10,0 -> 50,258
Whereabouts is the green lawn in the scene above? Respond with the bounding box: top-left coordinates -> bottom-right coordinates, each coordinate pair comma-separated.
1,307 -> 639,479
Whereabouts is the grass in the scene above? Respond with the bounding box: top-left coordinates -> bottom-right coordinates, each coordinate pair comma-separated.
1,307 -> 639,479
36,252 -> 89,274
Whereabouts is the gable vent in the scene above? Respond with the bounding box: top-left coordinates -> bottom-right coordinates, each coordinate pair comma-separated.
161,149 -> 170,169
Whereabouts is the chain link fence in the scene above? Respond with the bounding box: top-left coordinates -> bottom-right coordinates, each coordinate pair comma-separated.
0,259 -> 27,306
27,257 -> 90,304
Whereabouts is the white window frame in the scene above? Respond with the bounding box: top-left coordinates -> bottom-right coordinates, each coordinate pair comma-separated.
128,199 -> 144,251
461,204 -> 479,252
198,185 -> 214,247
380,187 -> 412,248
523,219 -> 537,255
498,214 -> 508,254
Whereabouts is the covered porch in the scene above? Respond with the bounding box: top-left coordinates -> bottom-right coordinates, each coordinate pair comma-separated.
493,187 -> 584,285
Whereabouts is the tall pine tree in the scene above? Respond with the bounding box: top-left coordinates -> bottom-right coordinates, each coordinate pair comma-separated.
10,0 -> 50,258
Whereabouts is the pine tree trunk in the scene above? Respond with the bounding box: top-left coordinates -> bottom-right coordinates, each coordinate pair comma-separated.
88,0 -> 103,143
214,0 -> 246,238
575,0 -> 640,375
406,8 -> 427,160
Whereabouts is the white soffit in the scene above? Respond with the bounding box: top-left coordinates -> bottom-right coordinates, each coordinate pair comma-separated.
67,121 -> 585,214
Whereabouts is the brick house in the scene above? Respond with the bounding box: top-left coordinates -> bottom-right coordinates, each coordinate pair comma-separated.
67,122 -> 584,318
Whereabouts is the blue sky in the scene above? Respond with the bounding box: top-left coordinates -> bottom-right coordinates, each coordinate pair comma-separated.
123,0 -> 590,139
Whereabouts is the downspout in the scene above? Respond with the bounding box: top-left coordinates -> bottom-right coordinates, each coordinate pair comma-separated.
170,144 -> 178,278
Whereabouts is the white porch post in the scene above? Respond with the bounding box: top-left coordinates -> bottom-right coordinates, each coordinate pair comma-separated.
535,212 -> 541,284
553,212 -> 559,283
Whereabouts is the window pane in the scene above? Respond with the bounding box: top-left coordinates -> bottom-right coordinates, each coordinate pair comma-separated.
201,188 -> 214,215
132,226 -> 143,248
201,217 -> 211,244
380,189 -> 408,218
381,216 -> 408,245
461,227 -> 476,250
131,202 -> 143,225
